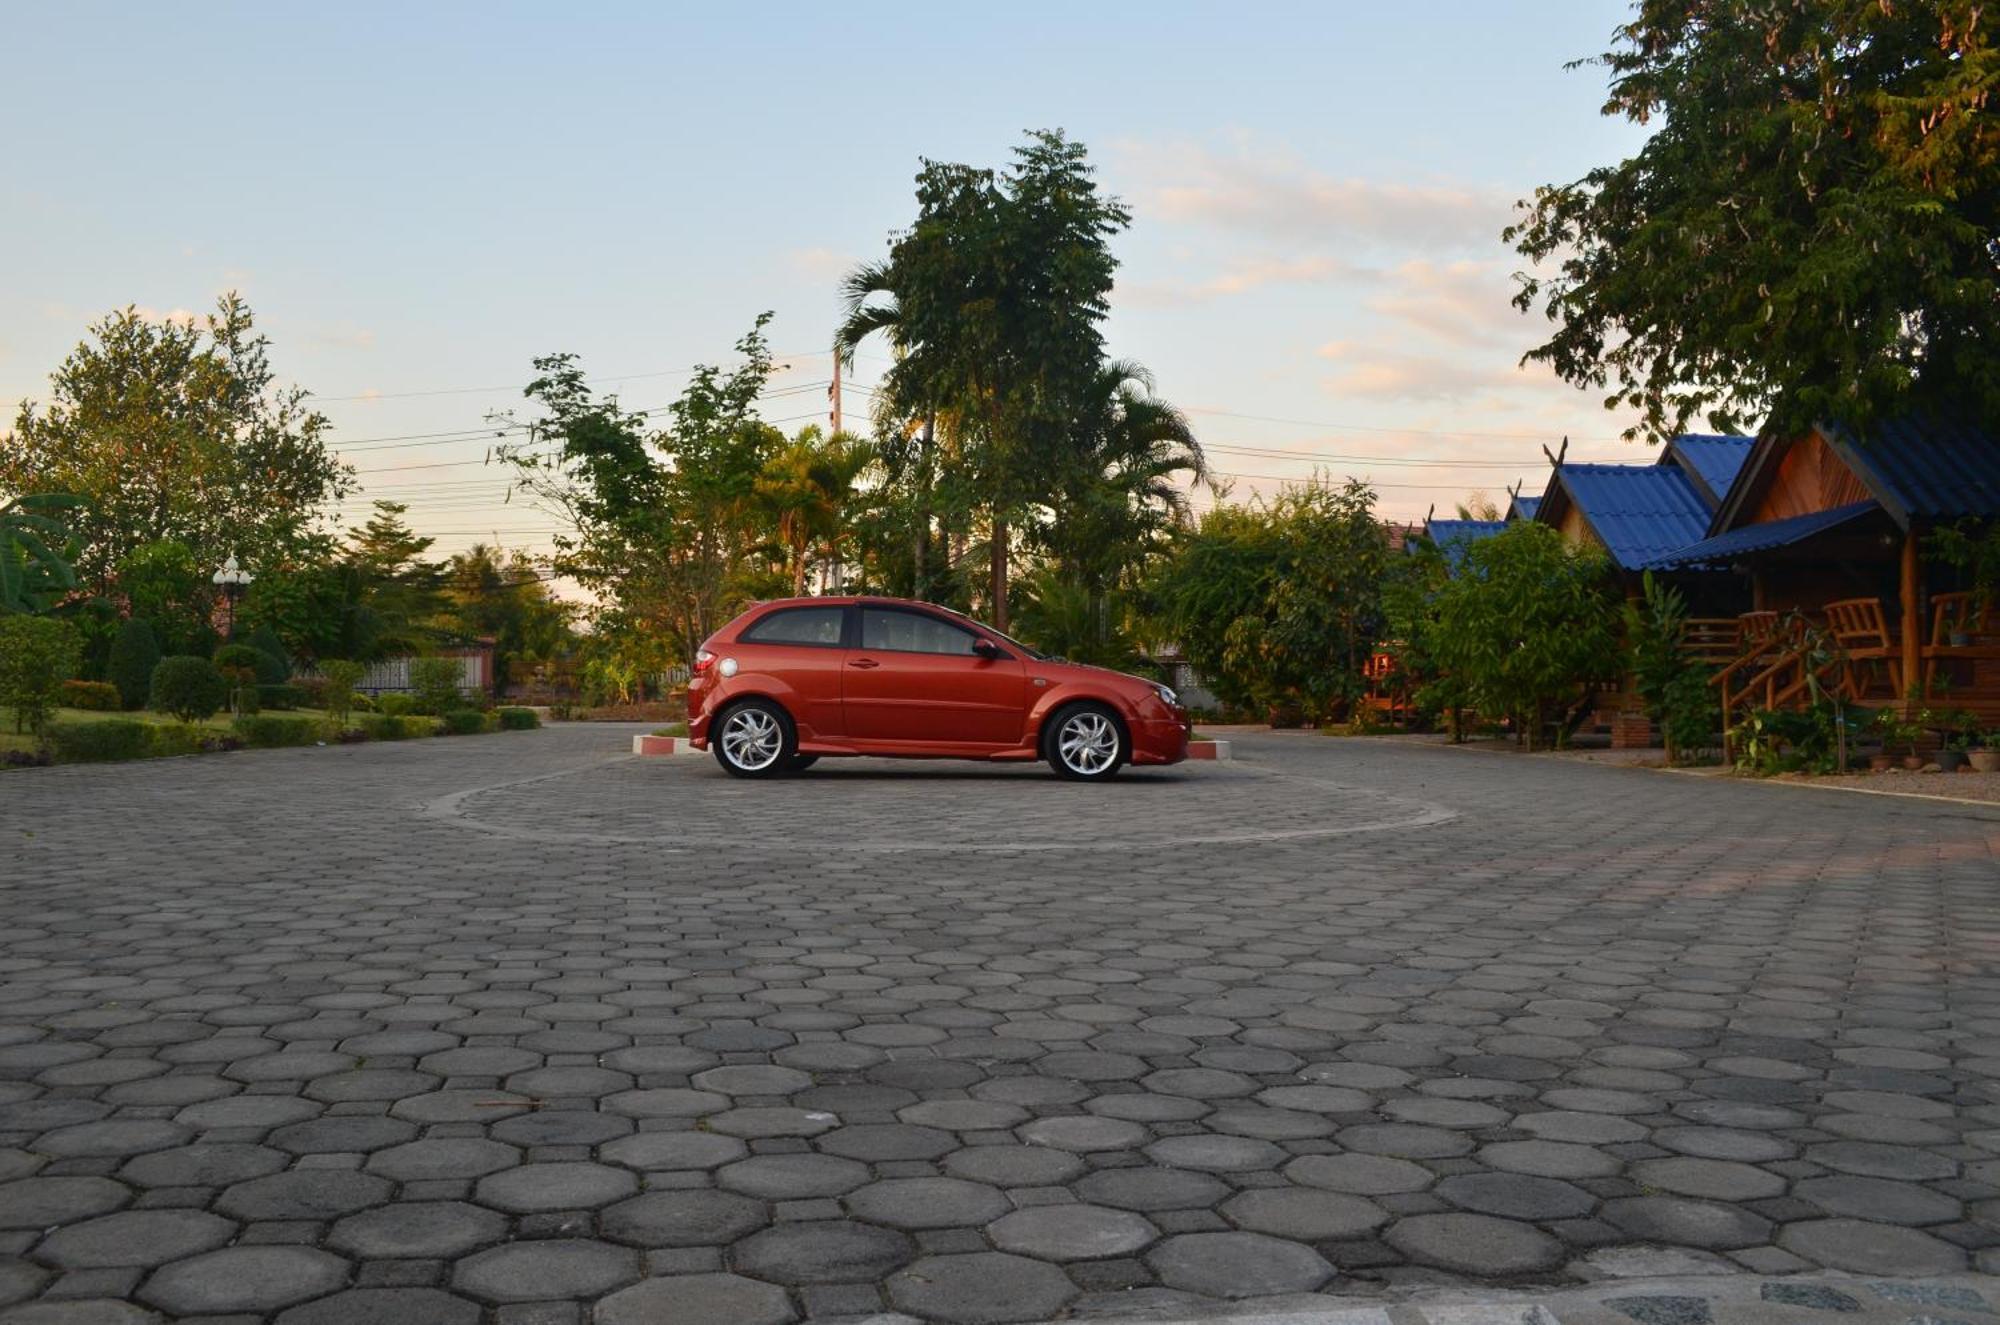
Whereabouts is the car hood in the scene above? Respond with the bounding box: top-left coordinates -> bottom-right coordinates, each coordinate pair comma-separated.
1029,657 -> 1157,694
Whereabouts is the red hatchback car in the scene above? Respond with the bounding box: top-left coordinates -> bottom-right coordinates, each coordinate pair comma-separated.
687,596 -> 1189,780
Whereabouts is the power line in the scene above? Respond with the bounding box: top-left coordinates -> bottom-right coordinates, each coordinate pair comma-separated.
312,349 -> 844,403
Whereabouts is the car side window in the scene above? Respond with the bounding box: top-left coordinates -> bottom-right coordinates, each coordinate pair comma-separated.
741,606 -> 847,647
860,607 -> 979,656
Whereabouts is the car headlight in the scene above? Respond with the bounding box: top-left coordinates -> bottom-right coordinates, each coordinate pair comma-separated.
1154,684 -> 1178,707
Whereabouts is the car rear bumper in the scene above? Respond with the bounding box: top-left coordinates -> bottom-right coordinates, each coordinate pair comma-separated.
1130,712 -> 1191,765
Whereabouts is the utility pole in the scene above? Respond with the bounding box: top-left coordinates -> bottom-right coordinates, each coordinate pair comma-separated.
830,356 -> 842,435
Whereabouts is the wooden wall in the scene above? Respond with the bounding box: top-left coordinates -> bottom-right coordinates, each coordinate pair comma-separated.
1750,431 -> 1872,522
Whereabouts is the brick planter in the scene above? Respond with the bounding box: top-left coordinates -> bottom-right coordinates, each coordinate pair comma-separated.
1609,713 -> 1654,750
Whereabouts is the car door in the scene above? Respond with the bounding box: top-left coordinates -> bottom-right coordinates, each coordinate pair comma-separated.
732,603 -> 851,739
843,606 -> 1027,746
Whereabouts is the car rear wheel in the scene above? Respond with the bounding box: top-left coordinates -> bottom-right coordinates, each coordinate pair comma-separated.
1047,702 -> 1126,781
713,699 -> 795,778
784,754 -> 819,773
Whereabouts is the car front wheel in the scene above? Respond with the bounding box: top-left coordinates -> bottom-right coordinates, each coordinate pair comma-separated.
1047,702 -> 1127,781
713,699 -> 795,778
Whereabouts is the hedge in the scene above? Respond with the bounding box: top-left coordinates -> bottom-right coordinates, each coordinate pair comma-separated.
46,719 -> 154,762
353,713 -> 437,741
59,680 -> 123,711
150,656 -> 227,723
109,618 -> 160,708
441,708 -> 491,735
232,714 -> 326,748
496,706 -> 540,730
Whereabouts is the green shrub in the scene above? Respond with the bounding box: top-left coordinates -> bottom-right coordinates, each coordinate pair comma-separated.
232,713 -> 324,748
0,615 -> 82,736
496,706 -> 540,731
213,643 -> 267,715
548,700 -> 576,721
59,679 -> 123,711
377,693 -> 416,717
146,722 -> 203,757
442,708 -> 489,735
354,712 -> 437,741
150,656 -> 228,723
47,718 -> 153,762
319,659 -> 364,727
257,684 -> 310,710
409,657 -> 465,715
108,617 -> 160,708
245,624 -> 291,684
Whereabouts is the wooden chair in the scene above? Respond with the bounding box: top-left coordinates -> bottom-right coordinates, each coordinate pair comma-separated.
1822,597 -> 1900,699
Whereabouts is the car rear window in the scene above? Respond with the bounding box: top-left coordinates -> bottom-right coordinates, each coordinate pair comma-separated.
741,605 -> 846,646
860,607 -> 978,655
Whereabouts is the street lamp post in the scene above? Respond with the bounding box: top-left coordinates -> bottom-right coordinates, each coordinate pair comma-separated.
211,556 -> 254,639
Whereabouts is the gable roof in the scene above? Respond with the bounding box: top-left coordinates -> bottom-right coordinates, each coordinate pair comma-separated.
1506,493 -> 1541,522
1662,434 -> 1755,510
1648,500 -> 1881,569
1419,519 -> 1506,569
1713,415 -> 2000,534
1537,463 -> 1715,572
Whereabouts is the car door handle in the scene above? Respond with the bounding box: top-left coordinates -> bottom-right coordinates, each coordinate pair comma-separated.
849,658 -> 879,669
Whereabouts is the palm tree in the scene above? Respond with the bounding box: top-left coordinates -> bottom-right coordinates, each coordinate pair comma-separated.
0,494 -> 82,615
755,428 -> 876,596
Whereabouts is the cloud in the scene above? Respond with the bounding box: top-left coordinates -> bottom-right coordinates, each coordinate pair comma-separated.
785,246 -> 859,281
1367,259 -> 1534,348
133,306 -> 201,327
1316,339 -> 1558,404
1119,253 -> 1373,307
310,324 -> 377,350
1113,138 -> 1513,252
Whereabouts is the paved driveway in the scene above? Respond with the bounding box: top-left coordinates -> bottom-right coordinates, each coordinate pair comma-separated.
2,726 -> 1999,1324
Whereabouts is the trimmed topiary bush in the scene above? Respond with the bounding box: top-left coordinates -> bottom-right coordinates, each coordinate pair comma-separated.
150,656 -> 228,723
441,708 -> 489,735
59,679 -> 122,711
496,706 -> 540,730
108,617 -> 160,709
354,712 -> 435,741
232,714 -> 324,748
47,718 -> 153,762
245,625 -> 291,685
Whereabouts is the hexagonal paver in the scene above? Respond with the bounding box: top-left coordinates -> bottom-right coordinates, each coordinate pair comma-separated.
601,1189 -> 769,1246
141,1246 -> 349,1314
1600,1197 -> 1772,1250
1074,1166 -> 1231,1211
0,1178 -> 129,1229
734,1220 -> 915,1285
1017,1116 -> 1146,1152
452,1239 -> 639,1302
988,1204 -> 1159,1260
34,1209 -> 234,1269
1222,1187 -> 1389,1239
473,1161 -> 636,1212
274,1288 -> 482,1325
1777,1218 -> 1967,1274
601,1131 -> 747,1171
216,1170 -> 391,1220
1435,1172 -> 1596,1220
1284,1153 -> 1433,1194
845,1177 -> 1009,1229
329,1201 -> 508,1259
1143,1133 -> 1287,1172
1147,1231 -> 1333,1297
720,1153 -> 873,1199
367,1137 -> 518,1181
944,1144 -> 1085,1187
596,1274 -> 797,1325
31,1120 -> 189,1159
692,1065 -> 813,1095
1385,1213 -> 1564,1275
888,1252 -> 1078,1324
818,1123 -> 955,1162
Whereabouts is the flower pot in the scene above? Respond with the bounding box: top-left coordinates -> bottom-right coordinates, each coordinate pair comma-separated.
1902,755 -> 1926,771
1970,749 -> 2000,773
1868,754 -> 1895,772
1936,750 -> 1968,773
1950,631 -> 1972,648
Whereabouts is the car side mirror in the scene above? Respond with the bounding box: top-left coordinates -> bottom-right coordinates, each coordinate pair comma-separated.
971,638 -> 1003,659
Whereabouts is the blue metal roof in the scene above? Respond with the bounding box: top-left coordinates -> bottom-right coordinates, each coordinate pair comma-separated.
1665,434 -> 1755,508
1826,416 -> 2000,525
1647,500 -> 1881,569
1507,494 -> 1540,522
1421,519 -> 1506,570
1552,464 -> 1714,571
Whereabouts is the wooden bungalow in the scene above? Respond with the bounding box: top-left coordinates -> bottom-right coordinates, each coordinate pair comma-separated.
1648,416 -> 2000,731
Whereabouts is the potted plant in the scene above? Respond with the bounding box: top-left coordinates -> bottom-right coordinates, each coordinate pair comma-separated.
1972,730 -> 2000,774
1932,706 -> 1977,772
1870,709 -> 1923,771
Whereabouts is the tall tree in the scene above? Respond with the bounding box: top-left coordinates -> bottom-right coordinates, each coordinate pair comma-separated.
439,544 -> 575,693
755,427 -> 876,596
1508,3 -> 2000,440
2,294 -> 352,586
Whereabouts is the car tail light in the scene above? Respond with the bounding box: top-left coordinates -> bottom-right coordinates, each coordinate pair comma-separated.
692,649 -> 716,674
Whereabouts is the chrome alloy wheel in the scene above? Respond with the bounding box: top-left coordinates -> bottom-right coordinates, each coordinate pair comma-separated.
720,706 -> 784,771
1057,709 -> 1119,776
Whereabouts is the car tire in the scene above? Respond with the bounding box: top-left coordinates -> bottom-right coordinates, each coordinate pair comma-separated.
712,699 -> 796,778
1046,702 -> 1127,781
784,754 -> 819,773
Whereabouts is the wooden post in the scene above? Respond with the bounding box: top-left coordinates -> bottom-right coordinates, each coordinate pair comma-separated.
1900,526 -> 1922,707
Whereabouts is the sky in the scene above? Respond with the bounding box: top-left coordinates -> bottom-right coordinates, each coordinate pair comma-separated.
0,1 -> 1653,564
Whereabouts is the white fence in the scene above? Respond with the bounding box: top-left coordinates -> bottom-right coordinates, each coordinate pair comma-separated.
301,652 -> 490,696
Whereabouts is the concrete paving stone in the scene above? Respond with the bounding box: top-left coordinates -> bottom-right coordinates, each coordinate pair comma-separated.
1600,1196 -> 1773,1249
887,1252 -> 1078,1324
899,1101 -> 1030,1132
33,1211 -> 234,1268
1478,1140 -> 1620,1179
1793,1174 -> 1962,1225
600,1131 -> 746,1171
1084,1093 -> 1210,1123
366,1137 -> 518,1181
1142,1134 -> 1286,1172
118,1143 -> 285,1188
451,1239 -> 639,1302
941,1145 -> 1084,1188
720,1153 -> 872,1199
31,1122 -> 188,1160
273,1287 -> 481,1325
600,1189 -> 768,1245
1516,1111 -> 1649,1144
1017,1116 -> 1148,1152
1435,1173 -> 1596,1220
704,1107 -> 840,1138
328,1201 -> 508,1258
1651,1126 -> 1795,1162
1627,1157 -> 1787,1201
1221,1187 -> 1389,1239
1759,1282 -> 1863,1311
0,1256 -> 48,1306
1146,1230 -> 1333,1297
733,1219 -> 915,1284
601,1089 -> 727,1119
473,1161 -> 636,1212
487,1111 -> 633,1147
1601,1293 -> 1714,1325
1383,1212 -> 1565,1275
845,1177 -> 1009,1229
267,1117 -> 416,1154
215,1169 -> 390,1220
138,1246 -> 348,1314
818,1124 -> 956,1162
987,1204 -> 1158,1260
691,1065 -> 813,1096
0,1179 -> 129,1230
1806,1140 -> 1959,1181
1073,1167 -> 1232,1211
1284,1153 -> 1435,1195
593,1274 -> 796,1325
1339,1123 -> 1476,1159
174,1096 -> 322,1130
1776,1217 -> 1968,1273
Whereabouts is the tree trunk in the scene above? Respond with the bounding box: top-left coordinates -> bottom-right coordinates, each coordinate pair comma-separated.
989,517 -> 1009,631
914,415 -> 934,601
792,552 -> 807,598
